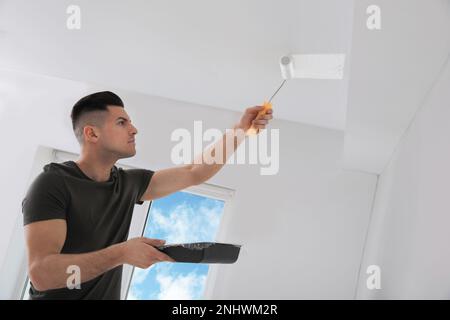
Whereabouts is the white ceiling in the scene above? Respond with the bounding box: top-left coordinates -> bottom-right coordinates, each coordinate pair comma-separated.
0,0 -> 354,131
3,0 -> 446,174
343,0 -> 450,174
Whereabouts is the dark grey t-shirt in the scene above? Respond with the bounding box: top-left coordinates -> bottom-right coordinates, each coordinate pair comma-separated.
21,160 -> 154,300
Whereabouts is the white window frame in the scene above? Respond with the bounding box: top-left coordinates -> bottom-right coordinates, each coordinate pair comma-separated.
17,148 -> 235,300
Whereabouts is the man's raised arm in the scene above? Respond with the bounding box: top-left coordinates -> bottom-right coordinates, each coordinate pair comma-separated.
139,106 -> 273,201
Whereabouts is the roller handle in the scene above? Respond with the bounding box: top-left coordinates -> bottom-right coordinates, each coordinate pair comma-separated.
246,101 -> 273,136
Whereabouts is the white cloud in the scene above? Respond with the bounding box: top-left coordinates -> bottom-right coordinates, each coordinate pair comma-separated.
131,265 -> 155,285
127,287 -> 144,300
127,290 -> 138,300
156,270 -> 207,300
151,199 -> 223,244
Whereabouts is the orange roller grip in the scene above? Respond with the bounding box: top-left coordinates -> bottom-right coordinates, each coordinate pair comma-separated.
247,101 -> 272,136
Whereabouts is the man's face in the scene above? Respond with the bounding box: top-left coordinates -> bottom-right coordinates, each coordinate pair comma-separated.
96,106 -> 138,159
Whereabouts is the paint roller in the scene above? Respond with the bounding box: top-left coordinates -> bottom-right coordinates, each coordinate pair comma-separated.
247,53 -> 345,135
247,55 -> 293,135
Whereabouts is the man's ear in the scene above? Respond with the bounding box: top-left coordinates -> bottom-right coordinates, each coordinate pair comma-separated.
83,125 -> 99,143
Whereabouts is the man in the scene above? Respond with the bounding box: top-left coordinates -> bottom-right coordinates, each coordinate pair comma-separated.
22,91 -> 273,299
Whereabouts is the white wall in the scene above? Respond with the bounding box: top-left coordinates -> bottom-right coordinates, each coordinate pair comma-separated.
356,54 -> 450,299
0,69 -> 377,299
208,119 -> 377,299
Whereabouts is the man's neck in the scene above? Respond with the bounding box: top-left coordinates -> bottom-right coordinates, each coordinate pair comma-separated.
75,154 -> 117,182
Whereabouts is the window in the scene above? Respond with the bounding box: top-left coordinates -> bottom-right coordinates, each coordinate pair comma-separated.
125,189 -> 230,300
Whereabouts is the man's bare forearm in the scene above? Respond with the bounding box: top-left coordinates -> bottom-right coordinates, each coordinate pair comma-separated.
29,243 -> 124,291
190,126 -> 246,183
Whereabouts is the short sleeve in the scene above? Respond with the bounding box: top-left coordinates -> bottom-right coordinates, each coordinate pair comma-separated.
22,172 -> 69,226
124,169 -> 155,205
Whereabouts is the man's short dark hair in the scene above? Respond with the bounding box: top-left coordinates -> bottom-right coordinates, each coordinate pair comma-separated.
71,91 -> 124,144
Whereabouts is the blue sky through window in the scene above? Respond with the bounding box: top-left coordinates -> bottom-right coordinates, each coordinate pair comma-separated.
127,191 -> 225,300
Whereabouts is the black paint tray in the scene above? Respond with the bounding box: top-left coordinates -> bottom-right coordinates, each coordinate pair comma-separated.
156,242 -> 241,264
